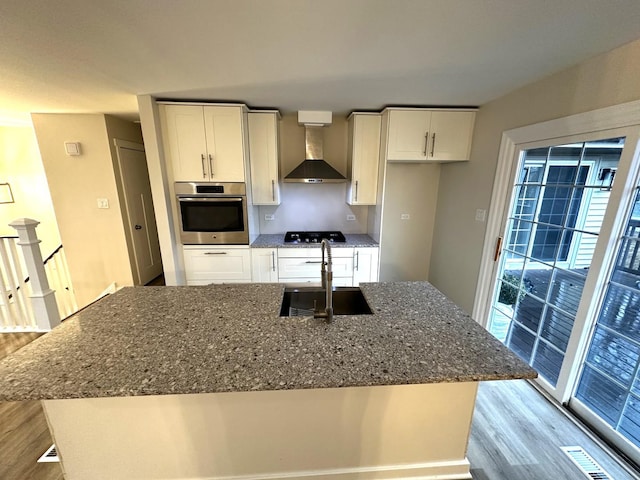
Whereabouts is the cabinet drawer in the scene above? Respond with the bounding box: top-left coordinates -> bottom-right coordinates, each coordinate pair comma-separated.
183,247 -> 251,283
278,256 -> 354,279
278,277 -> 353,287
277,247 -> 354,258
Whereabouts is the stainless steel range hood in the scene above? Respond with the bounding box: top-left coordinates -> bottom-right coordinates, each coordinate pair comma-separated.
284,111 -> 346,184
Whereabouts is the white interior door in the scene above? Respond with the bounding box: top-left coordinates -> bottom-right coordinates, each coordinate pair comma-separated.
115,140 -> 163,285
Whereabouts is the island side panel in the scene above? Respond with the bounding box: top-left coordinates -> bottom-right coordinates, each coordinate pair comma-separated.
42,382 -> 478,480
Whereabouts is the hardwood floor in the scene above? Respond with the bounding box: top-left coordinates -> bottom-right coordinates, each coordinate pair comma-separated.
0,333 -> 63,480
1,333 -> 638,480
469,380 -> 639,480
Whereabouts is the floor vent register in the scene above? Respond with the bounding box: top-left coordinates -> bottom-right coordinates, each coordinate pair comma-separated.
561,446 -> 612,479
37,444 -> 59,463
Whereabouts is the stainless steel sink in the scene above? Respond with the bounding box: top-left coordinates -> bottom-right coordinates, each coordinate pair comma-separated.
279,287 -> 373,317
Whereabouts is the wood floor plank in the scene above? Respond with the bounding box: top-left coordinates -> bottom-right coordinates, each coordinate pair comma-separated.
1,334 -> 63,479
0,332 -> 44,360
469,380 -> 639,480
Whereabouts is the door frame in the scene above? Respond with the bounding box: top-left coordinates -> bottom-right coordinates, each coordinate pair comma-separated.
472,99 -> 640,403
113,139 -> 163,285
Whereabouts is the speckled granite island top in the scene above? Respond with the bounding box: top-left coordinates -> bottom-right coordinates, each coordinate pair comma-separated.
0,282 -> 536,401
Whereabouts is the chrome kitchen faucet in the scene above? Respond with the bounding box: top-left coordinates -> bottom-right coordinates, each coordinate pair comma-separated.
314,238 -> 334,322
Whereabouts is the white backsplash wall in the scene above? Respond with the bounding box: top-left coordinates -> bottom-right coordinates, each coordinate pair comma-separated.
258,183 -> 369,233
258,113 -> 369,235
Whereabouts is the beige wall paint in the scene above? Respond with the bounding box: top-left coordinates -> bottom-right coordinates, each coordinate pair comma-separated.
31,113 -> 136,307
259,113 -> 369,234
379,163 -> 440,281
44,382 -> 477,479
0,125 -> 61,256
430,38 -> 640,314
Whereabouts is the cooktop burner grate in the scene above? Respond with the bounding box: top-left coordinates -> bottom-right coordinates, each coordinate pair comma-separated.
284,231 -> 346,243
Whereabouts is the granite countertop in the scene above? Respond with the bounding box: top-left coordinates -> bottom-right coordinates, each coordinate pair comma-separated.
0,282 -> 536,401
251,234 -> 378,248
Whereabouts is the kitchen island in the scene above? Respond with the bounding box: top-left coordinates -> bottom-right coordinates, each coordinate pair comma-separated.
0,282 -> 536,480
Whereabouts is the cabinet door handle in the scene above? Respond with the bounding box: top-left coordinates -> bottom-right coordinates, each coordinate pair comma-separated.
430,133 -> 436,157
271,179 -> 275,201
271,251 -> 276,271
305,260 -> 323,264
424,132 -> 429,156
354,251 -> 359,271
204,252 -> 227,255
209,154 -> 214,177
493,237 -> 503,262
201,154 -> 207,178
355,180 -> 359,202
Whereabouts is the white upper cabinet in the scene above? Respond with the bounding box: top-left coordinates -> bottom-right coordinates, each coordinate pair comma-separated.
161,104 -> 246,182
385,108 -> 476,162
346,113 -> 381,205
248,111 -> 280,205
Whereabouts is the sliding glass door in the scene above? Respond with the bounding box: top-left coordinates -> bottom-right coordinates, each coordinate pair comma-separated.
487,138 -> 624,388
484,126 -> 640,462
571,180 -> 640,459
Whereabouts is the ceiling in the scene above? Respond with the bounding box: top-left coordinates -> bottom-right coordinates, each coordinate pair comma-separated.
2,0 -> 640,124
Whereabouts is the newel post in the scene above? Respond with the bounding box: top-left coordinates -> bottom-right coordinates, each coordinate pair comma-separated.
9,218 -> 60,330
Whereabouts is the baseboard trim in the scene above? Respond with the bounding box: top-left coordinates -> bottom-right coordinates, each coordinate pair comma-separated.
192,459 -> 472,480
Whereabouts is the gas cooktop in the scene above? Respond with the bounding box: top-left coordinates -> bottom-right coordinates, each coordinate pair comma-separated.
284,231 -> 346,244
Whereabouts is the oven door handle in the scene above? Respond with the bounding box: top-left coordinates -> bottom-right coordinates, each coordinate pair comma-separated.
177,197 -> 244,203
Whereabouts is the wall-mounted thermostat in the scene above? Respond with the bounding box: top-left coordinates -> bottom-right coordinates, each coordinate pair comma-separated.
64,142 -> 82,156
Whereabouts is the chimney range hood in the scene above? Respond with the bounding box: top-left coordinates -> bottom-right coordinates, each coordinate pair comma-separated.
283,111 -> 346,183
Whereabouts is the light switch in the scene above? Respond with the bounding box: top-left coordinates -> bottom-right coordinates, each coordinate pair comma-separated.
97,198 -> 109,209
475,209 -> 487,222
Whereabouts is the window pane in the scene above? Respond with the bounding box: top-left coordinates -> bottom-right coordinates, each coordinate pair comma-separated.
619,396 -> 640,447
533,341 -> 564,385
547,269 -> 586,316
576,365 -> 625,426
584,326 -> 640,389
540,306 -> 573,352
507,324 -> 536,363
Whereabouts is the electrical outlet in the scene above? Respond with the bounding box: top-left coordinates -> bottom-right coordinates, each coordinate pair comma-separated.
401,213 -> 410,220
475,209 -> 487,222
346,214 -> 356,221
97,198 -> 109,209
264,214 -> 275,221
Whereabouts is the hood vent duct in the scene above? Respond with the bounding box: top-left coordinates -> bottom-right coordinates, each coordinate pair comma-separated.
284,111 -> 346,184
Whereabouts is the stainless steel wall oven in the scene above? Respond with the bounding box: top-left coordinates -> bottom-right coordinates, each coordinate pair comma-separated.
175,182 -> 249,245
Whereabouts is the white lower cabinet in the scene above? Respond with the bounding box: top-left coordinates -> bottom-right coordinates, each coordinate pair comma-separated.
183,246 -> 251,285
353,247 -> 380,285
277,248 -> 354,286
193,245 -> 380,286
250,248 -> 278,282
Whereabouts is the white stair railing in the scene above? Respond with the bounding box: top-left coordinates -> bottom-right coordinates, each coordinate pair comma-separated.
0,235 -> 33,329
42,245 -> 77,320
0,219 -> 62,331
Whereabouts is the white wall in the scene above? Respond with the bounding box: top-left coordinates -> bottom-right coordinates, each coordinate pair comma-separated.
0,125 -> 61,257
430,38 -> 640,314
379,163 -> 440,281
31,113 -> 142,307
258,113 -> 369,234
